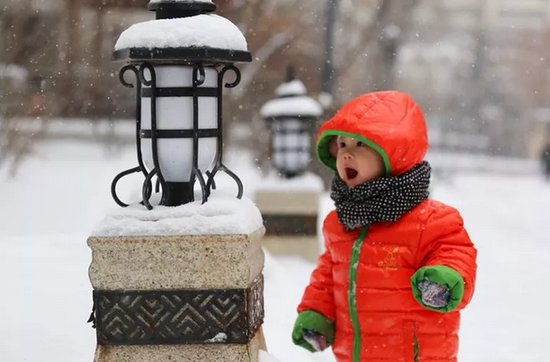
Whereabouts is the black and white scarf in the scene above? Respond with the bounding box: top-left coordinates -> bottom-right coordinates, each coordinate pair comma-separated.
330,161 -> 431,231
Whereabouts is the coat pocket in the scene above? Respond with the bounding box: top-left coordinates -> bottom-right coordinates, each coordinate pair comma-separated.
402,320 -> 418,362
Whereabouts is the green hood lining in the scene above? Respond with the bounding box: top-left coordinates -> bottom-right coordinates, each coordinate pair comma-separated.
316,130 -> 391,176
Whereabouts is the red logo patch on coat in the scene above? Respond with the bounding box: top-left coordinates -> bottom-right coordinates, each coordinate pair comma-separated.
378,246 -> 400,269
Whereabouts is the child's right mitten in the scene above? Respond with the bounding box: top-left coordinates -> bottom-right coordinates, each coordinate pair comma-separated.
291,310 -> 334,352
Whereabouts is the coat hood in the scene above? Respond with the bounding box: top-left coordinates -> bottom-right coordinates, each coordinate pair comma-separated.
316,90 -> 428,176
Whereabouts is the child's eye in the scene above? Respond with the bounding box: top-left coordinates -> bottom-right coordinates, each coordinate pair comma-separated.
339,142 -> 346,148
357,141 -> 364,147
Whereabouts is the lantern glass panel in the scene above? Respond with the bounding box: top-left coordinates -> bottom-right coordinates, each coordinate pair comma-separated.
272,119 -> 310,173
140,65 -> 218,182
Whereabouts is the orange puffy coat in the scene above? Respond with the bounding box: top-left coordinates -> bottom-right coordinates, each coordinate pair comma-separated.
298,91 -> 477,362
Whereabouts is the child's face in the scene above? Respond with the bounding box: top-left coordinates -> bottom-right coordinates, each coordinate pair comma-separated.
334,136 -> 385,187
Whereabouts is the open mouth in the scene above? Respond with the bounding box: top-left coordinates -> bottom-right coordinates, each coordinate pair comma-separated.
345,167 -> 358,180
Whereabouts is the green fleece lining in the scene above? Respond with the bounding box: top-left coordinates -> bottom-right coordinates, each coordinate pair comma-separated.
292,310 -> 334,352
410,265 -> 465,313
316,130 -> 391,176
348,227 -> 368,362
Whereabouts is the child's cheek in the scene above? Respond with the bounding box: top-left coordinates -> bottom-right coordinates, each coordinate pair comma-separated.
329,137 -> 339,157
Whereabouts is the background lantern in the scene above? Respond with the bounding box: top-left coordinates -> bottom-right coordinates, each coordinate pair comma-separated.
260,70 -> 323,178
111,0 -> 251,209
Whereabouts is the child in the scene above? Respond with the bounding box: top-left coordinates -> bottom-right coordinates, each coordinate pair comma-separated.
292,91 -> 477,362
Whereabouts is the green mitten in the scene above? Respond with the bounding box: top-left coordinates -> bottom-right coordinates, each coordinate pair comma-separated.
291,310 -> 334,352
411,265 -> 464,312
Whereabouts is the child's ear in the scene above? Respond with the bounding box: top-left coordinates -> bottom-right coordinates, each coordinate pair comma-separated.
328,137 -> 338,157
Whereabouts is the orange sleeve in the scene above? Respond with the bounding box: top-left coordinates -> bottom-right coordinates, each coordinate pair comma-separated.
297,216 -> 336,321
417,204 -> 477,310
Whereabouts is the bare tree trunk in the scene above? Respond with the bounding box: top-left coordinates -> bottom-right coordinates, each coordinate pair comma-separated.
0,116 -> 48,178
336,0 -> 417,95
61,0 -> 79,116
321,0 -> 338,95
232,29 -> 297,99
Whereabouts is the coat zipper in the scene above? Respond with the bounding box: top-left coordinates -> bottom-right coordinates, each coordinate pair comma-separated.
348,227 -> 368,362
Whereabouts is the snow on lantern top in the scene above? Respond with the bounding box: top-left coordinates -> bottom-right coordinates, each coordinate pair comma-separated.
275,79 -> 307,97
113,0 -> 250,63
260,79 -> 323,119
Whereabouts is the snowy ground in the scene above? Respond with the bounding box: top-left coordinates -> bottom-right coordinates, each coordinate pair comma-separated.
1,131 -> 550,361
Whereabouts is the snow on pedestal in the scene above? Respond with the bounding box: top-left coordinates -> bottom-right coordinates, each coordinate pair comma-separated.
92,195 -> 262,237
88,194 -> 266,362
255,171 -> 324,216
89,194 -> 265,290
256,171 -> 324,193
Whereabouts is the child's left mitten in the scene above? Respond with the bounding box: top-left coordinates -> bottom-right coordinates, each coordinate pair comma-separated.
410,265 -> 465,312
417,279 -> 450,308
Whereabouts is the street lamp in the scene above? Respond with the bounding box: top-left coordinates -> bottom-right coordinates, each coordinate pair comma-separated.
260,70 -> 323,178
111,0 -> 251,209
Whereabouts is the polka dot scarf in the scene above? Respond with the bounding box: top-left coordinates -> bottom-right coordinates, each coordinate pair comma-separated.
330,161 -> 431,231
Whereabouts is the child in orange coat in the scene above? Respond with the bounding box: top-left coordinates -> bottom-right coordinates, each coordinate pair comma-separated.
292,91 -> 477,361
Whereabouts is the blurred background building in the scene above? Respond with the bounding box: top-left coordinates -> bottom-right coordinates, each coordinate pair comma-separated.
1,0 -> 550,175
396,0 -> 550,158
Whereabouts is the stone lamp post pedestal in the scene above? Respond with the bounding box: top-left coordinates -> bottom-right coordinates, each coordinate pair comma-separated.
255,173 -> 324,261
87,197 -> 265,362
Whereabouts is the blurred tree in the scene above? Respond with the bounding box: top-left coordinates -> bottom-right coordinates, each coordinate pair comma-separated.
10,0 -> 549,169
0,0 -> 149,120
393,0 -> 550,158
0,0 -> 417,122
217,0 -> 419,185
334,0 -> 417,99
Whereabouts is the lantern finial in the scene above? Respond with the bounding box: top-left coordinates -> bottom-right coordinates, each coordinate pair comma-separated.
286,65 -> 296,83
148,0 -> 216,19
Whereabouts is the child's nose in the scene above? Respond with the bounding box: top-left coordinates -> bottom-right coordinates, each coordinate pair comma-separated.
342,151 -> 353,160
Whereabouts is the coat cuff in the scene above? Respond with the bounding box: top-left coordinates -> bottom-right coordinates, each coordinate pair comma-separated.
410,265 -> 465,312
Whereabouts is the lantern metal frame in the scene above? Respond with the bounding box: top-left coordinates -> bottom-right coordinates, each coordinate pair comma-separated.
266,114 -> 315,179
261,68 -> 321,179
110,0 -> 251,209
111,60 -> 246,209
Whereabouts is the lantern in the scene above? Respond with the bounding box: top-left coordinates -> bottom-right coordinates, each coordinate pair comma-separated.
111,0 -> 251,209
260,70 -> 323,178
